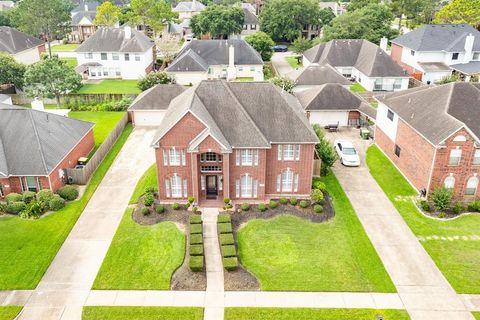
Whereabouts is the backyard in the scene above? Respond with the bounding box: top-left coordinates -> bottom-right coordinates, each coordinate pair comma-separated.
77,80 -> 141,94
366,145 -> 480,293
82,307 -> 204,320
237,173 -> 396,292
0,306 -> 22,320
51,43 -> 80,52
61,57 -> 78,68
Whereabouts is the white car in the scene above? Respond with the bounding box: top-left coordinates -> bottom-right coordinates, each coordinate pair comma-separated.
334,139 -> 360,167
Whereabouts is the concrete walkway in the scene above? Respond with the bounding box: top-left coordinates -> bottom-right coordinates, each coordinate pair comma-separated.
17,128 -> 156,320
271,52 -> 296,76
330,130 -> 474,320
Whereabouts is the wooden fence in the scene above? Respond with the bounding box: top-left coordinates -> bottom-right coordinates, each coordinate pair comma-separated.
313,159 -> 321,177
65,113 -> 129,185
11,93 -> 138,106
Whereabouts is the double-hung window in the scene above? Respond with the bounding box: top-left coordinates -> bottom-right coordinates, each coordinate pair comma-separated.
449,149 -> 462,166
236,175 -> 258,198
473,149 -> 480,165
444,175 -> 455,190
101,52 -> 107,60
278,145 -> 300,161
170,175 -> 182,198
135,54 -> 141,61
84,52 -> 93,59
112,53 -> 119,60
466,176 -> 479,195
163,148 -> 185,166
276,170 -> 299,193
124,53 -> 130,61
236,149 -> 258,166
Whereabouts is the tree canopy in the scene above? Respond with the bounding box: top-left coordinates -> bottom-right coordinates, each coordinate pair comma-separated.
347,0 -> 380,12
319,8 -> 335,27
128,0 -> 177,35
434,0 -> 480,29
190,5 -> 244,39
245,32 -> 275,61
291,37 -> 313,55
94,1 -> 121,27
0,53 -> 25,89
259,0 -> 322,42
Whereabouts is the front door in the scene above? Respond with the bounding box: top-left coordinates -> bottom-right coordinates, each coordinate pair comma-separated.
206,175 -> 217,199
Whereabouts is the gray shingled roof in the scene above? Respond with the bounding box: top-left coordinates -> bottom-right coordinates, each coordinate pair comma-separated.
0,27 -> 43,54
391,24 -> 480,52
287,63 -> 351,86
72,1 -> 99,13
151,80 -> 318,150
243,8 -> 258,25
375,82 -> 480,145
450,62 -> 480,76
418,62 -> 451,72
72,10 -> 96,26
166,40 -> 263,72
173,1 -> 205,12
0,104 -> 94,176
303,39 -> 406,77
75,27 -> 154,53
128,84 -> 186,111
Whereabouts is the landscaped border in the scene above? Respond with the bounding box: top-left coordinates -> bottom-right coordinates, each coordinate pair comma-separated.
82,306 -> 204,320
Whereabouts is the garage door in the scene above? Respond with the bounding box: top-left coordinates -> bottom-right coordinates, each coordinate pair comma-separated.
133,111 -> 165,126
309,111 -> 348,126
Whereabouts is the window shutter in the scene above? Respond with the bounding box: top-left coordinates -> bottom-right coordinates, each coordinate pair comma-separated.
183,179 -> 188,197
236,150 -> 240,166
294,174 -> 299,192
219,177 -> 223,191
165,180 -> 171,198
254,150 -> 259,166
295,145 -> 300,161
276,174 -> 281,192
181,150 -> 186,166
201,176 -> 206,191
236,179 -> 240,197
278,145 -> 282,160
253,180 -> 258,198
163,149 -> 168,166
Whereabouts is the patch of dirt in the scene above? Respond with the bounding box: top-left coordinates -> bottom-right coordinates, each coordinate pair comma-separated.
224,265 -> 260,291
132,201 -> 191,226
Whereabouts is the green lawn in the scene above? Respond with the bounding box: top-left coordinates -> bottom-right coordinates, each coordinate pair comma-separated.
473,312 -> 480,320
286,56 -> 302,69
51,43 -> 80,52
129,164 -> 157,204
350,83 -> 367,92
61,57 -> 78,68
367,145 -> 480,293
69,112 -> 125,148
0,125 -> 133,290
83,307 -> 204,320
77,80 -> 141,94
237,173 -> 395,292
0,306 -> 22,320
225,308 -> 410,320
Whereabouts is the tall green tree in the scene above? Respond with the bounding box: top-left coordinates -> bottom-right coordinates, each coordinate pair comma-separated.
245,31 -> 275,61
434,0 -> 480,29
347,0 -> 380,11
10,0 -> 72,58
389,0 -> 423,30
0,10 -> 13,27
190,5 -> 244,39
259,0 -> 322,42
128,0 -> 177,35
94,1 -> 121,27
0,53 -> 25,89
24,57 -> 82,106
291,37 -> 313,55
319,8 -> 335,27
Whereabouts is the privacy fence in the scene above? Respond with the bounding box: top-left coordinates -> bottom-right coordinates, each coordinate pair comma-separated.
11,93 -> 138,106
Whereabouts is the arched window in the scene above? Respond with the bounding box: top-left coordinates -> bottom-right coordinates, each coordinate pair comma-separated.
453,135 -> 466,142
444,175 -> 455,190
465,176 -> 479,196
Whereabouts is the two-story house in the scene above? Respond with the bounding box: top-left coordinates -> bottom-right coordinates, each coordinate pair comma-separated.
375,82 -> 480,200
391,24 -> 480,84
75,26 -> 155,80
173,0 -> 205,21
150,80 -> 319,206
70,1 -> 99,43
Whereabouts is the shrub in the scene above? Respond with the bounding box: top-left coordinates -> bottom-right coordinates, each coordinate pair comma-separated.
143,193 -> 154,207
313,124 -> 338,176
190,233 -> 203,245
258,203 -> 268,212
467,201 -> 480,212
290,197 -> 298,205
189,256 -> 204,272
6,201 -> 26,214
269,200 -> 278,209
269,76 -> 294,93
313,204 -> 323,214
240,203 -> 251,211
137,71 -> 175,91
221,245 -> 236,258
190,224 -> 203,234
223,257 -> 239,271
22,191 -> 36,204
19,201 -> 42,219
220,233 -> 234,246
0,203 -> 6,214
438,212 -> 446,218
430,187 -> 452,211
155,204 -> 165,214
312,178 -> 327,192
141,207 -> 150,216
190,214 -> 202,224
192,206 -> 199,214
310,189 -> 325,204
190,244 -> 204,256
279,197 -> 288,205
299,200 -> 309,208
48,195 -> 65,211
451,203 -> 464,215
5,193 -> 22,204
223,204 -> 233,210
217,213 -> 231,223
218,223 -> 232,234
57,185 -> 79,201
36,190 -> 54,205
145,186 -> 156,194
224,197 -> 231,204
172,203 -> 181,210
187,196 -> 195,204
420,200 -> 430,212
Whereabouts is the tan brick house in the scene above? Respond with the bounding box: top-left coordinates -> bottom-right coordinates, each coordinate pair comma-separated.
150,80 -> 319,206
375,82 -> 480,200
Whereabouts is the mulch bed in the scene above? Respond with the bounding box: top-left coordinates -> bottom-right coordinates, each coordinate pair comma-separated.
224,265 -> 260,291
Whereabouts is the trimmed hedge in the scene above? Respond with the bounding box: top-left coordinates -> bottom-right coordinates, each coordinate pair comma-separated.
189,256 -> 204,272
221,245 -> 236,257
217,213 -> 231,223
258,203 -> 268,212
6,201 -> 26,214
240,203 -> 250,211
190,233 -> 203,245
57,185 -> 79,201
155,204 -> 165,214
48,195 -> 65,211
5,193 -> 22,204
22,191 -> 36,204
223,257 -> 239,271
218,223 -> 232,234
189,214 -> 202,224
190,244 -> 204,256
190,224 -> 203,234
219,233 -> 234,246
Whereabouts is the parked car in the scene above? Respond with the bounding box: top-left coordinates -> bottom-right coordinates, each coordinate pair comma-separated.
273,44 -> 288,52
334,139 -> 360,167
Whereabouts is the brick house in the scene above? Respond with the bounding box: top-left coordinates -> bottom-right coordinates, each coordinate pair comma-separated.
375,82 -> 480,200
150,80 -> 319,206
0,104 -> 94,198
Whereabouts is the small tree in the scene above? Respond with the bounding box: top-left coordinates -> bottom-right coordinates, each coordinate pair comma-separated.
94,1 -> 121,27
191,5 -> 244,39
313,124 -> 338,175
430,187 -> 453,211
0,53 -> 26,89
24,56 -> 82,106
137,72 -> 175,91
269,76 -> 294,93
291,37 -> 313,56
245,32 -> 275,61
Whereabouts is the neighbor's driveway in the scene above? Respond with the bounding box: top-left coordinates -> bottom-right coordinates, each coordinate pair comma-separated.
18,127 -> 156,320
329,128 -> 474,320
271,52 -> 296,77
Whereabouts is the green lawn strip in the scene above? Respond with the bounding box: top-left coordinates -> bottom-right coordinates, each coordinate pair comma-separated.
0,125 -> 133,290
473,312 -> 480,320
237,173 -> 395,292
82,306 -> 204,320
61,57 -> 78,67
77,80 -> 141,94
93,208 -> 185,290
128,164 -> 157,204
0,306 -> 23,320
366,145 -> 480,293
224,308 -> 410,320
51,44 -> 80,52
350,83 -> 367,92
286,56 -> 301,69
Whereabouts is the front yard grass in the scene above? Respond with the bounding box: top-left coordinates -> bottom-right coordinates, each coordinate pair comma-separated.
69,112 -> 126,148
77,80 -> 141,94
473,312 -> 480,320
0,306 -> 22,320
51,43 -> 80,52
286,56 -> 302,69
366,145 -> 480,293
237,173 -> 395,292
129,164 -> 157,204
0,125 -> 133,290
224,308 -> 410,320
82,306 -> 204,320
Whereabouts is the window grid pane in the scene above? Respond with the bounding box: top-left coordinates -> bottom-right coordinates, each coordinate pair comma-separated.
473,150 -> 480,165
283,145 -> 295,161
171,176 -> 182,197
169,149 -> 181,166
282,170 -> 293,192
449,149 -> 462,165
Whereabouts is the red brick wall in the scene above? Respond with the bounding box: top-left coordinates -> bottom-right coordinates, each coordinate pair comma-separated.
228,149 -> 267,201
390,43 -> 422,80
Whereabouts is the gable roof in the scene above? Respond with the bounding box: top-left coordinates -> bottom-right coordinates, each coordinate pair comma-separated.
75,27 -> 154,53
166,40 -> 263,72
173,1 -> 205,12
303,39 -> 407,77
0,104 -> 94,177
243,8 -> 259,25
152,80 -> 318,150
391,24 -> 480,52
287,63 -> 350,86
128,84 -> 186,111
375,82 -> 480,145
72,1 -> 99,13
0,27 -> 44,55
72,10 -> 96,26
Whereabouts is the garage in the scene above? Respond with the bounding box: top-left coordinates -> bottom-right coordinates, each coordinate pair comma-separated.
132,110 -> 166,126
309,110 -> 348,126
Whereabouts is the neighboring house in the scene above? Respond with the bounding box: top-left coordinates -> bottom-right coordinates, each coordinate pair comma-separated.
295,83 -> 375,126
239,8 -> 259,39
391,24 -> 480,84
287,63 -> 351,93
319,2 -> 345,16
128,84 -> 186,126
164,19 -> 192,41
0,27 -> 45,65
302,24 -> 320,40
70,1 -> 100,43
166,39 -> 264,85
0,1 -> 14,11
241,2 -> 256,15
151,80 -> 318,205
375,82 -> 480,200
303,39 -> 410,91
0,104 -> 95,198
75,26 -> 155,80
173,0 -> 205,20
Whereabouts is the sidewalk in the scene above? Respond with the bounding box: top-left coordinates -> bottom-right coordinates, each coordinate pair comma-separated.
271,52 -> 296,76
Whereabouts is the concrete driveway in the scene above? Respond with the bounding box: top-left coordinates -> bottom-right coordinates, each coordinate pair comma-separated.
329,128 -> 474,320
271,51 -> 298,76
